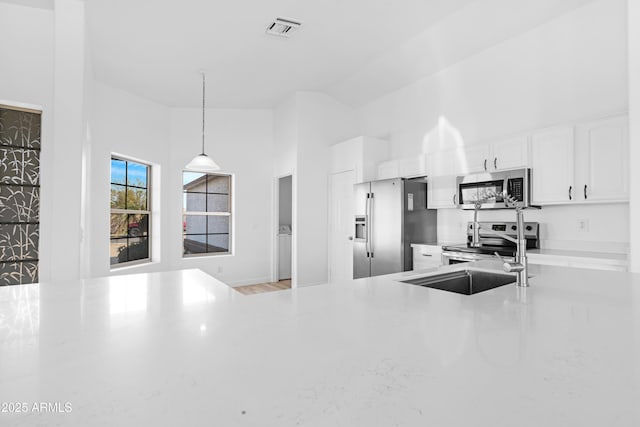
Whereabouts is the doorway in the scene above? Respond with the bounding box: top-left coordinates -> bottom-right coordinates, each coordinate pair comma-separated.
277,175 -> 292,284
328,170 -> 355,282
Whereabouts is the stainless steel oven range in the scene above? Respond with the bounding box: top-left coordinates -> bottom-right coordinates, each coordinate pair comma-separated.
442,221 -> 539,265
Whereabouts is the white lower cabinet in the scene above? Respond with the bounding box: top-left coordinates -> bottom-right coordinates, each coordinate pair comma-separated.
411,245 -> 443,270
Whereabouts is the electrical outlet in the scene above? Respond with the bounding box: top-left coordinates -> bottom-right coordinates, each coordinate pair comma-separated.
217,266 -> 223,274
577,219 -> 589,232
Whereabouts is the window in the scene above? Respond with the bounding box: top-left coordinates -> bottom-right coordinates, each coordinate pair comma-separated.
110,157 -> 150,266
182,172 -> 232,256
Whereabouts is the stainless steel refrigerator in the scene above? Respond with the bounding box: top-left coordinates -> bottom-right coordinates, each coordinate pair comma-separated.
353,177 -> 437,279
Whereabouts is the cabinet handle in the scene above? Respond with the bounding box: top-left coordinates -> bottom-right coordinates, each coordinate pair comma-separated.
453,194 -> 457,205
422,253 -> 433,257
484,159 -> 487,171
569,186 -> 572,201
494,157 -> 497,169
584,185 -> 587,200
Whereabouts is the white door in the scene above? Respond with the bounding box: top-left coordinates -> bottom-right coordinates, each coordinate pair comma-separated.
576,116 -> 629,202
328,170 -> 356,282
530,126 -> 575,204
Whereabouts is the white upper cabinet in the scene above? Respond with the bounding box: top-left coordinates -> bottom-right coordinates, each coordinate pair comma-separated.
574,115 -> 628,202
529,115 -> 629,205
426,150 -> 457,208
489,135 -> 529,170
377,155 -> 428,180
530,126 -> 575,205
457,145 -> 490,174
330,136 -> 389,183
457,135 -> 528,174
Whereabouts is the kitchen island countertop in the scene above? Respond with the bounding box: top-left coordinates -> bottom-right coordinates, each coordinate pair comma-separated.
1,264 -> 639,426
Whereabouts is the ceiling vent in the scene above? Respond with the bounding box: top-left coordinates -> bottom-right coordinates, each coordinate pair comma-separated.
266,18 -> 301,38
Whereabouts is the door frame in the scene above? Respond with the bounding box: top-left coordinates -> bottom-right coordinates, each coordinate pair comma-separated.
272,171 -> 296,288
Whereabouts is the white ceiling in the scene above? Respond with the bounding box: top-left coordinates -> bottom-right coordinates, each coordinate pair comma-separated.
87,0 -> 476,108
87,0 -> 593,109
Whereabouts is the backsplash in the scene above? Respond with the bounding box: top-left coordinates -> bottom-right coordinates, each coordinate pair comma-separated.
437,203 -> 629,254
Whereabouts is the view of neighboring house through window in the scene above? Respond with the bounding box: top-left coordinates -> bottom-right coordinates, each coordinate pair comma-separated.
110,157 -> 150,266
183,172 -> 232,256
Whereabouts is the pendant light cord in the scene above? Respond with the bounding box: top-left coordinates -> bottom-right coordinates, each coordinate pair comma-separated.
201,72 -> 206,155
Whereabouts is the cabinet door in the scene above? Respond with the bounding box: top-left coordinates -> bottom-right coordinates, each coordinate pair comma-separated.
490,135 -> 528,170
427,175 -> 457,208
530,126 -> 575,204
458,145 -> 490,174
426,151 -> 457,208
576,116 -> 628,202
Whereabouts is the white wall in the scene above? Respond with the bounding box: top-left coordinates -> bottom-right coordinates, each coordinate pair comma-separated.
87,81 -> 172,278
295,92 -> 358,286
357,0 -> 629,253
0,1 -> 100,283
168,108 -> 274,286
629,0 -> 640,272
273,92 -> 358,287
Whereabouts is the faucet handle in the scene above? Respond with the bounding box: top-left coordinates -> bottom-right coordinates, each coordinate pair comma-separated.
494,252 -> 524,273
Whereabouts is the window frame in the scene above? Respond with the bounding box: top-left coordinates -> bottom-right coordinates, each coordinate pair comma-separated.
109,155 -> 152,269
182,171 -> 233,258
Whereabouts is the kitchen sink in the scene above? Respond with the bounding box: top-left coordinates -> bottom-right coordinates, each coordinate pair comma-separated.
401,269 -> 516,295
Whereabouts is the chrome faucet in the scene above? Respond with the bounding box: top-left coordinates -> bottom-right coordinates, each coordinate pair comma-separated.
471,192 -> 530,287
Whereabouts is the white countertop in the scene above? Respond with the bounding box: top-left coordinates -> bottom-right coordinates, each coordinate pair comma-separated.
1,265 -> 639,426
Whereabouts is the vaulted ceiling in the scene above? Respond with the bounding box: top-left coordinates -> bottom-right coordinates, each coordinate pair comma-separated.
86,0 -> 593,108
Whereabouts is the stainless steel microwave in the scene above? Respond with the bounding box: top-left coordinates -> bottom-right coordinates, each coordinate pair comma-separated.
456,168 -> 534,209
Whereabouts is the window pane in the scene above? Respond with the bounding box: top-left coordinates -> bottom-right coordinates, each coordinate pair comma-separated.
183,172 -> 205,189
207,234 -> 229,253
207,194 -> 229,212
184,192 -> 206,212
207,175 -> 229,194
184,215 -> 206,234
127,161 -> 148,187
111,159 -> 126,185
127,237 -> 149,262
127,187 -> 147,210
111,184 -> 126,209
128,214 -> 148,237
184,235 -> 207,255
110,214 -> 128,238
207,216 -> 229,233
110,238 -> 128,265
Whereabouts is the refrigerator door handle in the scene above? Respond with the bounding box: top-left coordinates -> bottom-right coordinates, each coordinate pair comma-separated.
365,193 -> 370,257
369,192 -> 374,258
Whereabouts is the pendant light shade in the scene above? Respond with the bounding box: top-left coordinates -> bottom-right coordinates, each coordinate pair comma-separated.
185,153 -> 220,171
185,72 -> 220,172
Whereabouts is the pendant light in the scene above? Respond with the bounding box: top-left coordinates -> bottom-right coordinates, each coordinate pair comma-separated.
185,72 -> 220,172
